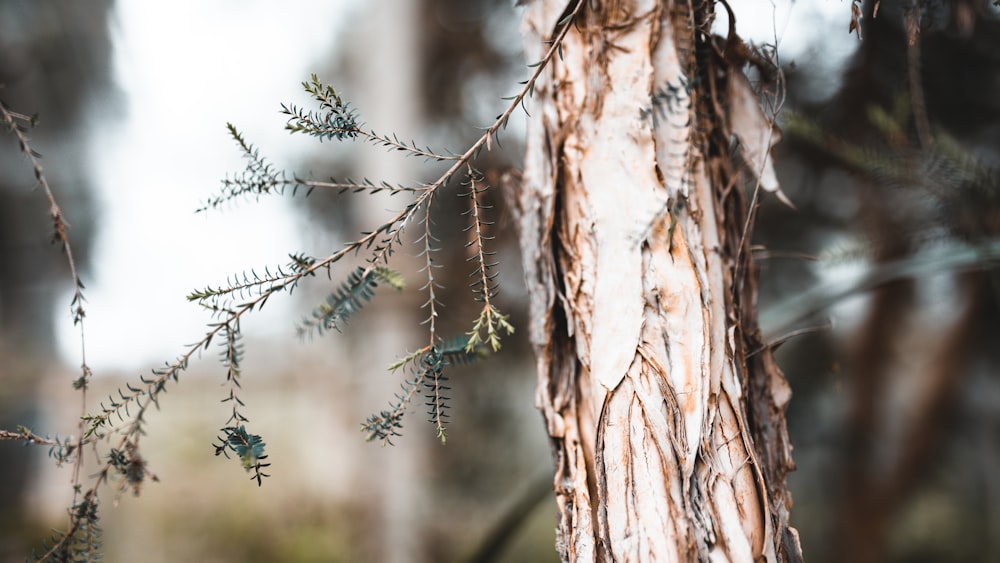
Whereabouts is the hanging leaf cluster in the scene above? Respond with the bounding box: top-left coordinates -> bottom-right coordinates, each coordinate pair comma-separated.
297,266 -> 404,337
214,425 -> 270,486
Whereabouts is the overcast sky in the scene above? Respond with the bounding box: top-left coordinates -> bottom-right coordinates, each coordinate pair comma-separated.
55,1 -> 357,371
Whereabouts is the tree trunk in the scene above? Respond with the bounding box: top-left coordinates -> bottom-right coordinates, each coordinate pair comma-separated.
512,1 -> 802,560
350,2 -> 428,561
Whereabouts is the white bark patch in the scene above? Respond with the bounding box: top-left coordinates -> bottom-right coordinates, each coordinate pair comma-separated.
716,391 -> 768,560
653,234 -> 709,469
582,157 -> 664,394
519,0 -> 573,58
710,476 -> 756,563
577,25 -> 668,394
728,72 -> 791,206
567,435 -> 597,561
649,13 -> 711,476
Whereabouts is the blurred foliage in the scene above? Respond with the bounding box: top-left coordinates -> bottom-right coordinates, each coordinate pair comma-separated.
757,1 -> 1000,561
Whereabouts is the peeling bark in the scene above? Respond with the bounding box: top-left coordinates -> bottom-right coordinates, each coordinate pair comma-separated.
513,1 -> 801,560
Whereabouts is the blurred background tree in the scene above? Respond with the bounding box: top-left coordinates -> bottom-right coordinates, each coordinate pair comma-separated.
758,0 -> 1000,561
1,0 -> 999,561
0,2 -> 111,558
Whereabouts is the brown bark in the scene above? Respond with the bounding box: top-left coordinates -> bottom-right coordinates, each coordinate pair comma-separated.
513,1 -> 800,560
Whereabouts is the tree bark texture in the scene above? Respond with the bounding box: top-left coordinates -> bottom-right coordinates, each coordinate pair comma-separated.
513,1 -> 802,560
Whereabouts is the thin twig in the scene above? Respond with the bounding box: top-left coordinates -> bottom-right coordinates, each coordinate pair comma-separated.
0,98 -> 93,526
904,6 -> 933,151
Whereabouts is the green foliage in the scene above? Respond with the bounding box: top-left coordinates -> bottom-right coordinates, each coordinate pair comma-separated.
213,60 -> 568,441
769,92 -> 1000,338
193,59 -> 539,467
364,338 -> 482,446
32,494 -> 101,562
198,123 -> 424,212
461,169 -> 515,353
187,252 -> 319,305
785,92 -> 1000,248
283,73 -> 457,160
373,349 -> 453,445
466,304 -> 515,354
2,2 -> 589,559
284,74 -> 360,142
219,321 -> 247,425
421,351 -> 451,444
214,425 -> 270,486
107,442 -> 155,497
297,266 -> 404,337
210,319 -> 271,485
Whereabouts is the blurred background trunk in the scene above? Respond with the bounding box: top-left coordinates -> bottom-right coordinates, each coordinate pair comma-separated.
757,1 -> 1000,561
0,3 -> 110,557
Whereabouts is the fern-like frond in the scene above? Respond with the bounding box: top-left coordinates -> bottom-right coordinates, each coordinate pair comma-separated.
466,304 -> 515,354
387,336 -> 486,374
461,168 -> 514,353
387,345 -> 433,373
205,115 -> 433,212
462,169 -> 500,301
282,102 -> 360,142
369,338 -> 486,446
361,360 -> 440,446
285,74 -> 459,161
280,73 -> 361,143
421,351 -> 450,444
198,124 -> 286,211
207,124 -> 425,210
292,175 -> 429,196
187,253 -> 321,305
439,335 -> 489,365
85,355 -> 189,438
297,266 -> 404,338
415,190 -> 445,347
361,408 -> 405,446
